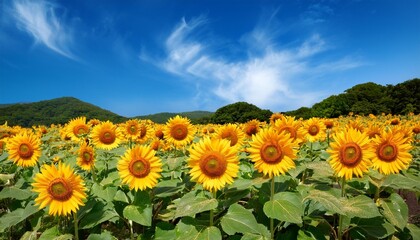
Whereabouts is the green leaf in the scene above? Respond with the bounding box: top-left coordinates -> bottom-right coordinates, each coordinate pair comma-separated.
0,186 -> 33,200
263,192 -> 303,224
113,190 -> 129,203
378,193 -> 408,229
406,223 -> 420,240
382,174 -> 419,192
305,161 -> 334,179
20,231 -> 38,240
343,195 -> 380,218
79,201 -> 119,229
0,173 -> 14,185
305,189 -> 345,215
173,192 -> 218,218
173,218 -> 202,240
123,191 -> 152,226
52,234 -> 73,240
154,179 -> 184,198
86,230 -> 118,240
0,202 -> 40,232
221,203 -> 269,238
197,226 -> 222,240
38,226 -> 59,240
91,183 -> 118,202
100,171 -> 120,186
350,217 -> 395,239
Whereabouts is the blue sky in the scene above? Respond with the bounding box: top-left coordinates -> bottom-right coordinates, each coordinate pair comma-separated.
1,0 -> 419,117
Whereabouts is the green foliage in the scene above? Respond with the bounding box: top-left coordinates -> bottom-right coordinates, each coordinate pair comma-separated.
0,97 -> 127,127
136,111 -> 214,124
287,78 -> 420,118
211,102 -> 272,124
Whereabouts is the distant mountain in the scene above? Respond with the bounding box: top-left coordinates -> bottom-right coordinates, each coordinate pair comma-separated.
136,111 -> 214,124
0,97 -> 127,127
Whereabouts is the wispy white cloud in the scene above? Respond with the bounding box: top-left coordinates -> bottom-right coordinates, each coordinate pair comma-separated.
142,14 -> 363,111
11,0 -> 77,60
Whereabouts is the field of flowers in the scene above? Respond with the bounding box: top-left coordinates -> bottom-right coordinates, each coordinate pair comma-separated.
0,113 -> 419,240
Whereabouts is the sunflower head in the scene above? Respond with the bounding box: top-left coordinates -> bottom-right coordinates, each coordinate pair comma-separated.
6,131 -> 41,167
248,127 -> 298,178
327,128 -> 374,180
32,162 -> 87,216
243,120 -> 261,138
118,145 -> 162,191
188,137 -> 239,192
66,117 -> 90,142
164,115 -> 196,149
299,118 -> 327,142
90,121 -> 123,150
370,130 -> 413,175
215,123 -> 245,148
270,113 -> 284,125
76,142 -> 95,171
123,119 -> 141,139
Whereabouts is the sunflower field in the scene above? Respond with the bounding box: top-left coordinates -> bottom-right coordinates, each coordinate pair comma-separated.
0,113 -> 419,240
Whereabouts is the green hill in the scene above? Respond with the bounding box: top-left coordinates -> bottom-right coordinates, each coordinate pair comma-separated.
0,97 -> 127,127
136,111 -> 214,124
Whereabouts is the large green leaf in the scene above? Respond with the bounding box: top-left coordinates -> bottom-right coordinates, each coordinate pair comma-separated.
79,201 -> 119,229
350,217 -> 395,239
123,191 -> 152,226
197,226 -> 222,240
382,174 -> 419,192
406,223 -> 420,240
0,186 -> 33,200
378,193 -> 408,230
263,192 -> 303,224
221,203 -> 269,238
343,195 -> 380,218
86,230 -> 118,240
91,183 -> 118,202
305,189 -> 345,215
38,226 -> 59,240
0,202 -> 40,232
173,191 -> 218,218
154,179 -> 185,198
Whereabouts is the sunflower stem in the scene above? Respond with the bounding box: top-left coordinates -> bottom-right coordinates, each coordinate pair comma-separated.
129,220 -> 134,240
73,212 -> 79,240
270,177 -> 275,239
210,191 -> 216,227
91,167 -> 97,183
338,178 -> 346,240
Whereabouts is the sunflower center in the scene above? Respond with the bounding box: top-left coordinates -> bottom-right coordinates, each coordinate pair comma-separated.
171,124 -> 188,140
82,151 -> 92,162
308,125 -> 319,136
48,178 -> 72,201
246,126 -> 258,136
281,127 -> 296,139
129,158 -> 150,178
100,131 -> 115,144
260,143 -> 283,164
18,143 -> 33,158
74,125 -> 88,136
155,130 -> 164,139
377,143 -> 398,162
340,143 -> 362,166
139,125 -> 147,139
200,152 -> 227,178
129,125 -> 138,134
221,132 -> 238,146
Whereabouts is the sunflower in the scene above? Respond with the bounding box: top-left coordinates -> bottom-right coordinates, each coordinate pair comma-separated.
365,122 -> 383,139
6,131 -> 41,167
390,125 -> 413,144
122,119 -> 141,140
299,117 -> 327,142
270,113 -> 284,125
327,128 -> 374,180
243,119 -> 261,139
164,115 -> 196,149
118,145 -> 162,191
154,124 -> 165,140
370,130 -> 413,175
66,117 -> 90,142
76,142 -> 95,171
32,162 -> 87,216
248,127 -> 298,178
188,137 -> 239,192
273,115 -> 304,144
90,121 -> 123,150
345,119 -> 365,132
215,123 -> 245,148
136,121 -> 152,144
